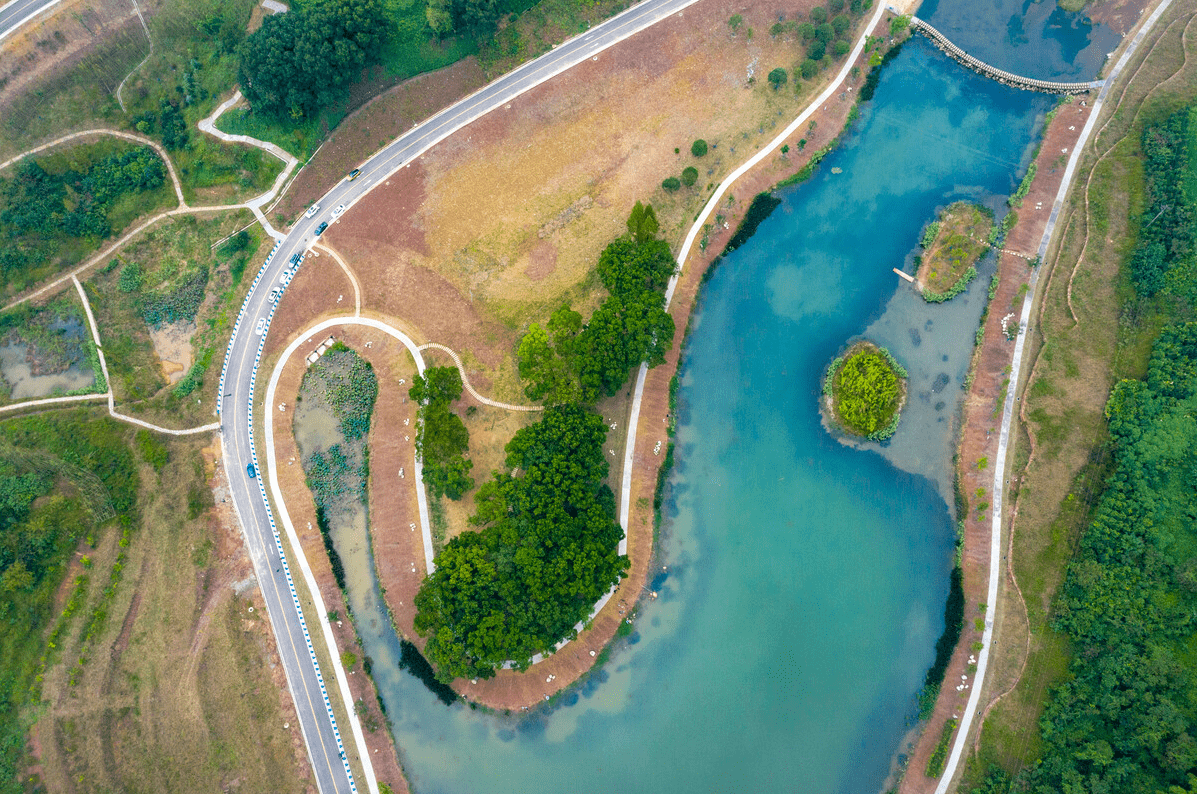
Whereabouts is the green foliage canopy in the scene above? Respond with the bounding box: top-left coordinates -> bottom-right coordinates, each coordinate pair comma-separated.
414,405 -> 628,680
518,216 -> 675,405
237,0 -> 387,120
411,366 -> 473,500
830,345 -> 903,438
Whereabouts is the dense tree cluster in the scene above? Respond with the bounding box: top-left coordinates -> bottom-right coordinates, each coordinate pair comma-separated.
517,202 -> 676,405
1130,108 -> 1196,295
236,0 -> 387,120
411,366 -> 473,500
0,149 -> 165,244
414,405 -> 628,680
795,0 -> 870,81
973,323 -> 1197,794
413,203 -> 675,681
425,0 -> 501,37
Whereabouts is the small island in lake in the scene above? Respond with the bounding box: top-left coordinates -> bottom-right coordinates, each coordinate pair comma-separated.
822,341 -> 908,441
916,201 -> 993,302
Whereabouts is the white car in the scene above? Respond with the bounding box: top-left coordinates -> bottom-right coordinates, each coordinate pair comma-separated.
278,268 -> 291,283
331,203 -> 346,218
255,317 -> 267,335
268,289 -> 281,303
304,204 -> 320,218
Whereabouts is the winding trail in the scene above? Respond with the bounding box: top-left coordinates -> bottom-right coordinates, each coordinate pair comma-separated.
0,127 -> 186,206
312,243 -> 361,317
114,0 -> 152,113
198,90 -> 299,240
1,102 -> 296,314
933,0 -> 1175,789
417,343 -> 543,412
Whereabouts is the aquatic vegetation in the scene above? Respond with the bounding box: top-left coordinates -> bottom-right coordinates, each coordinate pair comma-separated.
824,341 -> 906,441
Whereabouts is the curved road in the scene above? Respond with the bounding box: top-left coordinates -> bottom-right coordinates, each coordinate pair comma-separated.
217,0 -> 704,791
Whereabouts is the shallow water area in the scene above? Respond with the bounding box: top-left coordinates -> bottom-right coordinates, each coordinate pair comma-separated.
916,0 -> 1121,81
0,317 -> 95,399
321,5 -> 1119,793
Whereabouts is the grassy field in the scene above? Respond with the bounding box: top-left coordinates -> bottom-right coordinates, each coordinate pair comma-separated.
27,421 -> 308,794
0,409 -> 137,793
85,210 -> 269,427
0,0 -> 283,204
961,3 -> 1197,785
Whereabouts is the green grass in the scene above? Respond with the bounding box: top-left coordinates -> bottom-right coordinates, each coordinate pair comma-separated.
87,211 -> 266,422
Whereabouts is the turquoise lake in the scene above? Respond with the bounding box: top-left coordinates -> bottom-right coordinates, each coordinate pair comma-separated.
330,3 -> 1115,792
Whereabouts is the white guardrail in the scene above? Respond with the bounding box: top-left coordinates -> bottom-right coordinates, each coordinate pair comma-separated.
216,243 -> 359,792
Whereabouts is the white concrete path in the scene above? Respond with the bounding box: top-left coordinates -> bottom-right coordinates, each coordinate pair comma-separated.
619,0 -> 890,550
934,0 -> 1175,789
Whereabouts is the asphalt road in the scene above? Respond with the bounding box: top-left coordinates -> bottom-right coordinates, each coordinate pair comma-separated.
217,0 -> 703,791
0,0 -> 63,42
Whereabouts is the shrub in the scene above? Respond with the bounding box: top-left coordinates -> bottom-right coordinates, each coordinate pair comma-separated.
829,0 -> 845,10
926,718 -> 958,778
728,13 -> 742,32
828,343 -> 904,439
832,13 -> 850,36
691,139 -> 708,157
808,39 -> 826,61
681,166 -> 699,186
767,67 -> 788,89
118,263 -> 143,294
662,176 -> 682,192
810,6 -> 828,23
833,39 -> 851,57
801,59 -> 819,79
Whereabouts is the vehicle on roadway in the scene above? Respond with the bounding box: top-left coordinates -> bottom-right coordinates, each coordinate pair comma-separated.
247,463 -> 257,478
304,203 -> 321,218
255,317 -> 267,335
290,252 -> 302,266
268,289 -> 281,303
348,168 -> 361,181
315,221 -> 328,235
331,204 -> 346,218
278,268 -> 291,283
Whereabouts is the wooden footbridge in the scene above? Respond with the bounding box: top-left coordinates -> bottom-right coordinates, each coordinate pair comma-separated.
908,16 -> 1104,95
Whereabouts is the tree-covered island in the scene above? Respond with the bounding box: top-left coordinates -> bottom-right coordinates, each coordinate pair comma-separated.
822,341 -> 907,441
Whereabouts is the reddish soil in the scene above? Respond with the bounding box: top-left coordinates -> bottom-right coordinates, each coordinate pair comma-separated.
276,59 -> 488,222
268,324 -> 416,794
261,0 -> 900,715
897,98 -> 1098,793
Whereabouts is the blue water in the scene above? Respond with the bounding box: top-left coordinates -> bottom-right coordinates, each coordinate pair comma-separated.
337,8 -> 1113,793
917,0 -> 1121,81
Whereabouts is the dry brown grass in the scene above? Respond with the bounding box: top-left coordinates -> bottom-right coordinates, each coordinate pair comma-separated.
329,0 -> 876,401
32,435 -> 312,794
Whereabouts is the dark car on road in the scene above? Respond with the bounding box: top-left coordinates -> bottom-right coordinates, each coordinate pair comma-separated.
247,463 -> 257,478
314,222 -> 328,236
348,168 -> 361,181
289,252 -> 301,266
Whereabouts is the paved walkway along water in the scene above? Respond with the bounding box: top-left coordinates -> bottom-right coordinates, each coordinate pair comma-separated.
934,0 -> 1175,789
